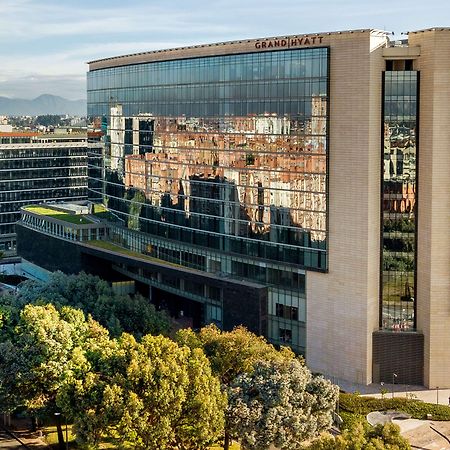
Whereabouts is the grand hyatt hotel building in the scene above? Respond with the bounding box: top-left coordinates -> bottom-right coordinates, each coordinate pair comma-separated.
17,28 -> 449,388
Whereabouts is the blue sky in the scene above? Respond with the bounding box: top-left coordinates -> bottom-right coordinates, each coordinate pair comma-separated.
1,0 -> 448,100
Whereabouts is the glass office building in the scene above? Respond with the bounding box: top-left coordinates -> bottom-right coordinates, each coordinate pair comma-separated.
15,28 -> 443,387
88,47 -> 329,352
0,136 -> 88,255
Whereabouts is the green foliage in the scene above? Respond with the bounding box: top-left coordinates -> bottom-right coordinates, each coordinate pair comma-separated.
128,190 -> 146,230
340,392 -> 450,421
35,115 -> 63,127
59,333 -> 226,450
0,303 -> 109,416
339,410 -> 366,431
12,271 -> 171,338
176,325 -> 303,450
173,347 -> 227,450
308,421 -> 411,450
177,324 -> 296,385
382,255 -> 414,272
227,359 -> 339,450
383,218 -> 415,233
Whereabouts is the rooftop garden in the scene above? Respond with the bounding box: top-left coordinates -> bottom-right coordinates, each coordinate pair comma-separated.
23,205 -> 93,224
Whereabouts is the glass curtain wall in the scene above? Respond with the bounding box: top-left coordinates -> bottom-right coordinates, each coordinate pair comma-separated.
87,48 -> 329,272
381,70 -> 418,331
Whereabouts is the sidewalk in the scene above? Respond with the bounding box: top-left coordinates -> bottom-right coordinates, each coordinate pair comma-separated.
330,377 -> 450,406
1,418 -> 50,449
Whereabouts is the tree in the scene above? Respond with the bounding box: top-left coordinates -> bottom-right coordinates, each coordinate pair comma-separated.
227,358 -> 339,450
173,347 -> 226,450
0,303 -> 109,417
176,324 -> 297,449
59,333 -> 225,450
16,271 -> 171,338
176,324 -> 295,385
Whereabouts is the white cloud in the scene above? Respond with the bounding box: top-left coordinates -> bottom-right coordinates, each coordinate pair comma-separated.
0,0 -> 447,99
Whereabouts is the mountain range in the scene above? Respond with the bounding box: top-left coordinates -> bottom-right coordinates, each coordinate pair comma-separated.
0,94 -> 87,116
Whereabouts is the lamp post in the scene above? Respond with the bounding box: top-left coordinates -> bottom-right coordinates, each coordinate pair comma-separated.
392,373 -> 397,399
437,386 -> 439,405
54,412 -> 65,450
65,417 -> 69,450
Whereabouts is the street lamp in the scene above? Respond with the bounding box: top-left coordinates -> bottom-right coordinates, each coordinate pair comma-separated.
437,386 -> 439,405
392,373 -> 397,399
54,412 -> 65,450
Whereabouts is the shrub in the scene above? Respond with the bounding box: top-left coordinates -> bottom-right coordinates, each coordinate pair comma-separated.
339,393 -> 450,421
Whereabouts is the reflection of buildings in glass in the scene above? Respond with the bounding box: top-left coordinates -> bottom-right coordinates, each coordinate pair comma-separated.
383,122 -> 416,214
121,111 -> 327,242
110,105 -> 153,179
381,71 -> 418,333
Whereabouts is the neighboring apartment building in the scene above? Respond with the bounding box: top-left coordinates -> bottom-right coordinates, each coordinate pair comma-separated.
0,132 -> 88,254
17,28 -> 450,388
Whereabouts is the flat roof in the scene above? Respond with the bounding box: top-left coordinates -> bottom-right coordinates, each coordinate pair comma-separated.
88,29 -> 388,71
406,27 -> 450,34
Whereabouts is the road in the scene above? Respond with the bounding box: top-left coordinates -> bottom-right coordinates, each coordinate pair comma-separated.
0,428 -> 27,449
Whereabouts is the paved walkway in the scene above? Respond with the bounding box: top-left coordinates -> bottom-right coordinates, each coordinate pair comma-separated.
0,429 -> 28,449
0,421 -> 49,449
331,377 -> 450,406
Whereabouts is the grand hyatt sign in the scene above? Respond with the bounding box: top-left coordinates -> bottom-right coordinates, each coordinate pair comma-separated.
255,36 -> 324,49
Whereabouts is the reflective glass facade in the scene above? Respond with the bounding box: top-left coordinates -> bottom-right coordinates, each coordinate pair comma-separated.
88,49 -> 329,268
381,71 -> 418,331
88,48 -> 329,351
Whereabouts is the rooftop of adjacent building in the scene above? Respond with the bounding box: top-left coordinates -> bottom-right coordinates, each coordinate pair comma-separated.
0,130 -> 88,147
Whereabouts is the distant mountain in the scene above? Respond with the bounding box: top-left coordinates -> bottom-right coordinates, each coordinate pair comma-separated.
0,94 -> 87,116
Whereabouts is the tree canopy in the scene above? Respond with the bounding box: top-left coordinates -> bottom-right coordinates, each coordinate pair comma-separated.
6,271 -> 171,338
58,333 -> 226,449
0,303 -> 109,416
227,358 -> 339,450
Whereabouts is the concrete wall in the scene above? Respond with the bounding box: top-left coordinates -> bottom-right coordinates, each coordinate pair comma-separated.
409,29 -> 450,388
306,32 -> 387,385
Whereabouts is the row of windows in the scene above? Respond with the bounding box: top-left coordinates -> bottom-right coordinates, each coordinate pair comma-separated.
0,168 -> 87,180
0,195 -> 87,208
88,48 -> 328,90
91,176 -> 326,215
93,167 -> 327,195
0,187 -> 87,203
0,160 -> 86,170
109,224 -> 309,288
89,80 -> 327,103
93,115 -> 326,136
0,223 -> 16,234
88,100 -> 326,119
0,177 -> 87,192
104,202 -> 326,269
0,212 -> 21,224
0,149 -> 87,159
104,141 -> 327,157
99,187 -> 327,236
